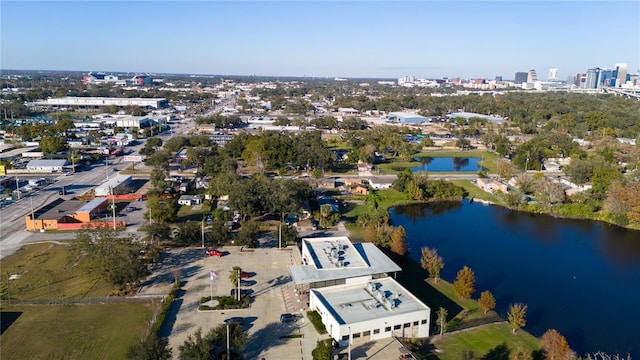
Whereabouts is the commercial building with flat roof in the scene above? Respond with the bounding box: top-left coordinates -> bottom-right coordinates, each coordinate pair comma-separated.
448,111 -> 504,124
41,97 -> 167,109
290,237 -> 401,288
387,112 -> 431,124
94,175 -> 132,197
25,197 -> 109,231
289,236 -> 430,346
310,277 -> 430,346
26,159 -> 68,172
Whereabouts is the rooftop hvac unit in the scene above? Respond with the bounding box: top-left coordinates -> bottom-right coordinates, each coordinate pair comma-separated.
384,298 -> 395,309
338,260 -> 343,267
367,282 -> 376,292
330,247 -> 337,257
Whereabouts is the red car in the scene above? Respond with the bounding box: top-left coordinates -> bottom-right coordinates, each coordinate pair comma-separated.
205,249 -> 223,257
240,271 -> 252,278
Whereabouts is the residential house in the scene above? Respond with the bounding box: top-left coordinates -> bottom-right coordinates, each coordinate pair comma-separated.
178,195 -> 203,206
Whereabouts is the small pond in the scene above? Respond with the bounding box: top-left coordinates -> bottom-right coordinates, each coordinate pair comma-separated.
411,157 -> 485,172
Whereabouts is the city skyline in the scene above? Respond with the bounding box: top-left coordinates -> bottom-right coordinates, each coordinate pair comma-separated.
1,1 -> 638,79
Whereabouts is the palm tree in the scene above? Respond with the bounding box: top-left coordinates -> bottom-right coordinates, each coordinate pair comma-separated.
229,266 -> 242,288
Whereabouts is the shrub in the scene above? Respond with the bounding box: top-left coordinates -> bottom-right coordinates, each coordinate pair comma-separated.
306,310 -> 327,334
150,281 -> 180,335
199,295 -> 251,310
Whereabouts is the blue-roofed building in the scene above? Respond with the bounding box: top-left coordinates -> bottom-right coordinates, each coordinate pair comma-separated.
387,112 -> 431,124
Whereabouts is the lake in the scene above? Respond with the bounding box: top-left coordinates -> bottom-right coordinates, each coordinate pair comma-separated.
390,202 -> 640,358
411,157 -> 485,172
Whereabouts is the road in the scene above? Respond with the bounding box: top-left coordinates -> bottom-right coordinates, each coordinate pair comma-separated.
0,117 -> 198,259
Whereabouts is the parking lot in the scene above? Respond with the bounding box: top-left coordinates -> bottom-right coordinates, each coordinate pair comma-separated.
140,245 -> 328,359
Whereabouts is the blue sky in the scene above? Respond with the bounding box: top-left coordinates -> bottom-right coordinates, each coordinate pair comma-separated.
2,1 -> 638,79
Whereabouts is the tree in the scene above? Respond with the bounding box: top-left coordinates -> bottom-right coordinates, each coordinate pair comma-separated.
174,221 -> 201,245
511,348 -> 533,360
478,290 -> 496,314
229,266 -> 242,288
496,159 -> 517,180
507,303 -> 528,334
436,307 -> 448,336
420,247 -> 444,283
140,222 -> 171,244
311,339 -> 334,360
178,324 -> 246,360
70,224 -> 147,288
145,196 -> 176,223
178,328 -> 212,360
390,226 -> 408,255
127,334 -> 172,360
540,329 -> 574,360
453,266 -> 475,299
236,221 -> 260,248
40,135 -> 67,154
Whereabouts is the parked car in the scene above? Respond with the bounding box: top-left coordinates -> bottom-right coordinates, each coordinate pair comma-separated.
205,249 -> 223,257
280,313 -> 297,323
240,271 -> 252,279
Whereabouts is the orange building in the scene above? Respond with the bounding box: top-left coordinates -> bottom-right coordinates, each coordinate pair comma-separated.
25,198 -> 109,231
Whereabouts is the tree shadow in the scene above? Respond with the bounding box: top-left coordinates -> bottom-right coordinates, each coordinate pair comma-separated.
244,321 -> 298,359
386,250 -> 463,318
158,297 -> 184,338
480,343 -> 510,360
0,311 -> 22,335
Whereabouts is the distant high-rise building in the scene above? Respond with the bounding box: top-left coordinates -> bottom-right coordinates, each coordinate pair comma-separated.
527,70 -> 537,83
495,76 -> 503,82
514,72 -> 528,84
575,73 -> 586,87
548,68 -> 559,81
614,63 -> 628,87
584,68 -> 601,89
566,75 -> 576,86
599,69 -> 616,87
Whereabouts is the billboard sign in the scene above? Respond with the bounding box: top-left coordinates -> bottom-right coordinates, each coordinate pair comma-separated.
123,155 -> 143,162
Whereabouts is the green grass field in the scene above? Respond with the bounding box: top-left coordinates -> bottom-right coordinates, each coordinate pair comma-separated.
450,180 -> 502,204
1,243 -> 113,301
432,323 -> 541,360
0,303 -> 154,360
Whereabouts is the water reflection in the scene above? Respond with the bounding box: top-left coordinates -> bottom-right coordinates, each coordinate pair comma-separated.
452,157 -> 469,171
411,157 -> 484,172
392,202 -> 461,223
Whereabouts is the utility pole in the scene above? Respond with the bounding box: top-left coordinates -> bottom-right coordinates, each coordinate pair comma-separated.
110,187 -> 116,230
30,195 -> 36,231
278,212 -> 283,249
201,212 -> 205,248
15,176 -> 20,200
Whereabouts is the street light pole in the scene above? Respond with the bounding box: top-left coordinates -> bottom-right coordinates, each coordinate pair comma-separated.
30,195 -> 36,231
110,187 -> 116,230
201,212 -> 205,248
348,326 -> 352,360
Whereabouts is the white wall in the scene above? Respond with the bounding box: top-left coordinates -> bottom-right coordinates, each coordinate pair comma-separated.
310,290 -> 430,347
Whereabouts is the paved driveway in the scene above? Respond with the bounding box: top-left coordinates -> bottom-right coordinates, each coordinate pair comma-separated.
140,245 -> 328,359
